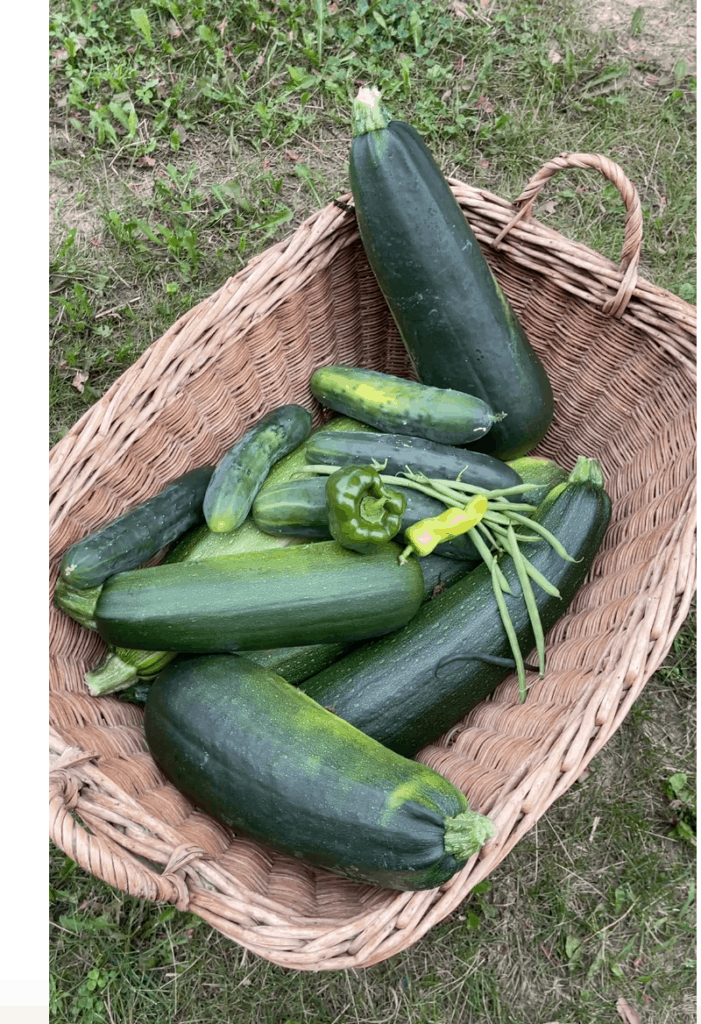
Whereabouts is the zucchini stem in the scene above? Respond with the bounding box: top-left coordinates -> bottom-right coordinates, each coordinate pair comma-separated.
352,86 -> 392,136
444,808 -> 496,860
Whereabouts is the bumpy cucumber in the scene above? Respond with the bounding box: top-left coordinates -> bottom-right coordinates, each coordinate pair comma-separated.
94,539 -> 425,654
203,405 -> 312,533
305,431 -> 522,492
58,465 -> 214,590
255,414 -> 374,500
310,365 -> 501,445
144,653 -> 495,890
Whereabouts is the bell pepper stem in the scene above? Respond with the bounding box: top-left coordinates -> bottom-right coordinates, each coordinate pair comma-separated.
359,493 -> 389,523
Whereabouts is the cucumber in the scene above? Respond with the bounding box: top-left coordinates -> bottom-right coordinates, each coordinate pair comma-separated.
310,365 -> 502,445
255,414 -> 374,499
349,88 -> 554,460
144,653 -> 495,890
252,473 -> 479,561
304,431 -> 522,492
253,476 -> 332,539
203,405 -> 312,533
84,518 -> 305,695
300,458 -> 611,757
94,539 -> 425,654
58,465 -> 214,590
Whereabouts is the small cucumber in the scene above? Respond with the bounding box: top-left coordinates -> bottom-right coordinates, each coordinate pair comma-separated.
203,405 -> 312,533
310,365 -> 502,445
144,653 -> 495,890
94,539 -> 425,654
255,414 -> 374,500
58,465 -> 214,590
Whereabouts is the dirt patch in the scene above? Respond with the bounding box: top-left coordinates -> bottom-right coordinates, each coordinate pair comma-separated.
585,0 -> 696,74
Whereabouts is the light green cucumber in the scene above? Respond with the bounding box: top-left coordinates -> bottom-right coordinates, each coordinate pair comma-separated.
203,404 -> 312,533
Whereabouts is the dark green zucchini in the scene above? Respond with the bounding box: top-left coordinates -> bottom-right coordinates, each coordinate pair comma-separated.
349,88 -> 554,460
94,539 -> 425,654
305,430 -> 522,492
310,365 -> 502,445
203,405 -> 312,533
252,473 -> 480,561
507,456 -> 569,507
58,465 -> 214,590
144,653 -> 495,890
300,458 -> 611,758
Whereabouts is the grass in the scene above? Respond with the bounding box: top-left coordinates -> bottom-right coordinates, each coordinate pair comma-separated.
49,0 -> 696,1020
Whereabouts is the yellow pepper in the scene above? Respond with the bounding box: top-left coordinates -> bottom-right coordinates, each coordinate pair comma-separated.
401,494 -> 489,561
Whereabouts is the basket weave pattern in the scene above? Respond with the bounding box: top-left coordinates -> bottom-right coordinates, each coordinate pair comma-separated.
49,154 -> 696,970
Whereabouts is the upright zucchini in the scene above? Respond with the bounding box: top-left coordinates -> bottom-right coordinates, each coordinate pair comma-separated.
94,539 -> 425,653
203,404 -> 312,533
310,365 -> 502,445
305,430 -> 522,492
300,458 -> 611,757
58,465 -> 214,590
349,88 -> 554,460
144,653 -> 495,891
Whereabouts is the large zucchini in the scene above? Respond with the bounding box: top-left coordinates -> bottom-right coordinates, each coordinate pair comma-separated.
349,87 -> 554,460
300,458 -> 611,757
83,518 -> 306,695
144,653 -> 495,890
94,539 -> 425,653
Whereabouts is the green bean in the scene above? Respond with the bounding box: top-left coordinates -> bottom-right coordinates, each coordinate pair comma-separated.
505,525 -> 546,678
489,560 -> 527,701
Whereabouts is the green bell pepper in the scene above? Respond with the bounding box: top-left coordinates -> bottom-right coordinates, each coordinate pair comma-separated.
325,465 -> 406,555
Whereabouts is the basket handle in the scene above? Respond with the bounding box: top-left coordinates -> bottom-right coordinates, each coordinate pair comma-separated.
493,152 -> 643,318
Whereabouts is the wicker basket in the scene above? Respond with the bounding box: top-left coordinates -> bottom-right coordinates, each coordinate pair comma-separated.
49,153 -> 696,971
